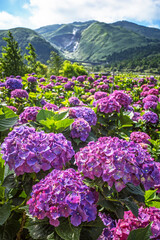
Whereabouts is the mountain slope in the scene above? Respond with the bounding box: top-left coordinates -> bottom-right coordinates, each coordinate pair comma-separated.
36,20 -> 160,63
112,20 -> 160,40
0,27 -> 59,63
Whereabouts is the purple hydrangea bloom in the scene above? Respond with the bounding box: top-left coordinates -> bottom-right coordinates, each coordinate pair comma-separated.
64,81 -> 75,90
143,101 -> 157,110
69,107 -> 97,126
70,118 -> 91,141
5,78 -> 23,90
97,84 -> 109,90
148,88 -> 159,95
94,91 -> 108,100
19,106 -> 41,124
132,112 -> 142,122
130,131 -> 151,144
142,95 -> 159,103
96,97 -> 121,114
87,76 -> 94,82
11,89 -> 29,99
1,126 -> 75,175
75,136 -> 160,192
68,97 -> 81,106
27,168 -> 98,227
142,111 -> 159,124
77,76 -> 85,82
50,75 -> 56,80
40,99 -> 47,106
15,75 -> 21,79
43,103 -> 59,111
109,90 -> 132,108
27,76 -> 37,82
39,78 -> 46,82
112,206 -> 160,240
98,212 -> 115,240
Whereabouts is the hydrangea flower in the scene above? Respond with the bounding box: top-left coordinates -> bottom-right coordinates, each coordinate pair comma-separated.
94,91 -> 108,100
97,84 -> 109,90
43,103 -> 59,111
112,207 -> 160,240
11,89 -> 29,99
75,136 -> 160,192
143,101 -> 157,110
19,106 -> 41,124
109,90 -> 132,108
69,107 -> 97,126
68,97 -> 81,106
1,126 -> 75,175
27,76 -> 37,82
98,212 -> 115,240
64,81 -> 75,90
5,78 -> 23,90
142,111 -> 159,124
39,78 -> 46,82
148,88 -> 159,95
77,76 -> 85,82
27,168 -> 98,227
130,132 -> 151,144
142,95 -> 159,103
70,118 -> 91,141
96,97 -> 121,114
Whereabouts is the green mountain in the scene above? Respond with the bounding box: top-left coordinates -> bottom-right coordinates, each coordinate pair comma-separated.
36,20 -> 160,63
0,27 -> 59,63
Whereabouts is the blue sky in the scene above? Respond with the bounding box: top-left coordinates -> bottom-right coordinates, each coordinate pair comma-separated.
0,0 -> 160,30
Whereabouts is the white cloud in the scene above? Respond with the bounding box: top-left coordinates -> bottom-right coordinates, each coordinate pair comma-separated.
22,0 -> 160,29
0,0 -> 160,29
0,11 -> 23,29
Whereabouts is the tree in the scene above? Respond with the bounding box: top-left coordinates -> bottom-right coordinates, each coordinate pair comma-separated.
61,60 -> 88,78
47,51 -> 63,76
24,43 -> 37,73
0,31 -> 25,76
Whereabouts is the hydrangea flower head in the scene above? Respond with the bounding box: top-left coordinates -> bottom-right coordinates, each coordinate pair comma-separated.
130,132 -> 151,144
70,118 -> 91,141
27,168 -> 98,227
43,103 -> 59,111
11,89 -> 29,99
142,111 -> 159,124
1,126 -> 75,175
19,106 -> 41,124
94,91 -> 108,100
96,97 -> 121,114
109,90 -> 132,108
75,136 -> 160,192
27,76 -> 37,83
5,78 -> 23,90
68,97 -> 81,106
69,107 -> 97,126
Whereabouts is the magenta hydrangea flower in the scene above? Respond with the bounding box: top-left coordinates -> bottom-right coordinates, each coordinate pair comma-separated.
109,90 -> 132,108
97,84 -> 109,90
77,76 -> 85,82
64,81 -> 75,90
112,206 -> 160,240
132,112 -> 142,122
130,132 -> 151,144
75,136 -> 160,192
96,97 -> 121,114
148,88 -> 159,95
27,168 -> 98,227
1,126 -> 75,175
11,89 -> 29,99
68,97 -> 81,106
94,91 -> 108,100
19,106 -> 41,124
70,118 -> 91,141
142,111 -> 159,124
43,103 -> 59,111
69,107 -> 97,126
5,78 -> 23,90
39,78 -> 46,82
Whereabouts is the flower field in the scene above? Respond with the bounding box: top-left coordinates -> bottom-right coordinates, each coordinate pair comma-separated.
0,73 -> 160,240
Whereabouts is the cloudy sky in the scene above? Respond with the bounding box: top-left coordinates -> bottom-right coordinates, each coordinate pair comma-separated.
0,0 -> 160,30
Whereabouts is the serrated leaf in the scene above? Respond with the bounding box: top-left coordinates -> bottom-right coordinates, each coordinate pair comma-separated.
0,117 -> 18,131
36,109 -> 55,121
145,189 -> 157,201
26,218 -> 54,239
2,174 -> 16,189
55,119 -> 74,131
53,111 -> 69,121
127,223 -> 152,240
2,106 -> 17,118
125,183 -> 145,202
0,203 -> 11,225
120,197 -> 138,217
55,219 -> 81,240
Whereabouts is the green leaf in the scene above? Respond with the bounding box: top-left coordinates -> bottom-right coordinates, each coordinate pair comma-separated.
2,106 -> 17,118
53,111 -> 69,121
145,189 -> 157,201
2,174 -> 16,189
0,117 -> 18,131
0,203 -> 11,225
0,155 -> 5,183
127,223 -> 152,240
55,219 -> 81,240
39,119 -> 56,130
26,218 -> 55,240
36,109 -> 55,121
120,197 -> 138,217
55,119 -> 74,131
125,183 -> 145,203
